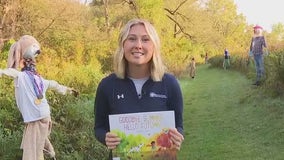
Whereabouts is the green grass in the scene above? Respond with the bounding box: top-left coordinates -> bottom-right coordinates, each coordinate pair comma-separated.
178,64 -> 284,160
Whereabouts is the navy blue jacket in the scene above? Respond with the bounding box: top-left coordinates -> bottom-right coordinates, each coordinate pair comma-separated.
94,73 -> 184,144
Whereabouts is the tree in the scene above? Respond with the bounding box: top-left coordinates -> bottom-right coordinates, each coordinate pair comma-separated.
267,23 -> 284,51
202,0 -> 248,53
0,0 -> 22,49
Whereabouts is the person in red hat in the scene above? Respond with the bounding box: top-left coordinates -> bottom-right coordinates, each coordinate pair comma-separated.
249,25 -> 268,86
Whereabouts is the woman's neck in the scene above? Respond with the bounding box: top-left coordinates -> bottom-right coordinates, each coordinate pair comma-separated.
127,64 -> 150,79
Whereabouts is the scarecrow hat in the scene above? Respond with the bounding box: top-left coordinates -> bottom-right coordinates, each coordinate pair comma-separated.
253,25 -> 263,30
7,35 -> 40,69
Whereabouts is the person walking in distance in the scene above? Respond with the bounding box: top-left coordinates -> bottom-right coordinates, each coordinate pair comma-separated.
189,57 -> 196,78
205,52 -> 208,64
223,48 -> 230,70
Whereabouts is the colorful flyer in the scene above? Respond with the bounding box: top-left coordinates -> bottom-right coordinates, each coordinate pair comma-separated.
109,111 -> 177,160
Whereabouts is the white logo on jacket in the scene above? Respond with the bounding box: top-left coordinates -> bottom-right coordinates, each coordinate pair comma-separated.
149,92 -> 167,98
117,94 -> 124,99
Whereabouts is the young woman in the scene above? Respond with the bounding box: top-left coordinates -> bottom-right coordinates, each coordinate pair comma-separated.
94,19 -> 184,158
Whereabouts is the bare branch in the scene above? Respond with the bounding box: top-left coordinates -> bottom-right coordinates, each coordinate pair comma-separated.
122,0 -> 140,18
166,15 -> 193,39
164,0 -> 188,15
164,0 -> 195,39
37,6 -> 67,37
173,0 -> 188,14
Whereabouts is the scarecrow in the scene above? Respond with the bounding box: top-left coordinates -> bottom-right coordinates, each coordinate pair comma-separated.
0,35 -> 78,160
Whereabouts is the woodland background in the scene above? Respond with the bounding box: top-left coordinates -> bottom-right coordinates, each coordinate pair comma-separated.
1,0 -> 284,159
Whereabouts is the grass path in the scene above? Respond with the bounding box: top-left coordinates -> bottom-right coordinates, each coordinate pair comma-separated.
178,65 -> 284,160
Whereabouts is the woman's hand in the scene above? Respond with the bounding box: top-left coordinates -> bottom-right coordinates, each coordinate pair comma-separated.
105,132 -> 121,149
169,128 -> 184,150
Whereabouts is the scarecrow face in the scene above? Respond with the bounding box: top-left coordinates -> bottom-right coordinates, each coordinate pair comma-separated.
23,44 -> 41,60
20,44 -> 40,69
253,25 -> 263,35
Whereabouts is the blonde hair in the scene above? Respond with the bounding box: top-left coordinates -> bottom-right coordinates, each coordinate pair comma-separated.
113,18 -> 165,81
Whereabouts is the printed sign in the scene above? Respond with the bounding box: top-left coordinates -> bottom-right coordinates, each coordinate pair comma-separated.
109,111 -> 177,160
